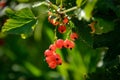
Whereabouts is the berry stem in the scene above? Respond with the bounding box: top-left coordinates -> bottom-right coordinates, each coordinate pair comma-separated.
66,25 -> 72,39
54,26 -> 58,41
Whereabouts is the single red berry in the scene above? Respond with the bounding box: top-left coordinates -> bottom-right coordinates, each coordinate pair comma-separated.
57,59 -> 62,65
48,61 -> 57,69
55,39 -> 64,49
54,54 -> 62,65
44,49 -> 53,57
69,41 -> 75,49
45,52 -> 62,69
70,32 -> 79,41
58,25 -> 66,33
63,17 -> 69,24
45,54 -> 56,63
64,39 -> 75,49
49,44 -> 56,51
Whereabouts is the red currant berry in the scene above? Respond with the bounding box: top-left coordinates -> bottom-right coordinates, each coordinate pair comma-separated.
58,25 -> 66,33
54,54 -> 62,65
70,32 -> 78,41
55,39 -> 64,49
63,17 -> 69,24
48,61 -> 57,69
44,49 -> 53,57
45,54 -> 56,63
64,39 -> 75,49
49,44 -> 56,51
69,41 -> 75,49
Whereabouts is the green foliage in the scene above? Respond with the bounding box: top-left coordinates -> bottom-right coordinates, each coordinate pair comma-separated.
83,0 -> 97,21
95,18 -> 114,34
2,8 -> 37,38
0,0 -> 120,80
76,0 -> 83,7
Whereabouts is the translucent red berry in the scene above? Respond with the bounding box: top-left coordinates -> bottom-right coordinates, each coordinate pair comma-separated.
45,53 -> 62,69
70,32 -> 79,41
55,39 -> 64,49
63,17 -> 69,24
69,41 -> 75,49
45,54 -> 56,63
58,25 -> 66,33
49,44 -> 56,51
54,54 -> 62,65
44,49 -> 53,57
64,39 -> 75,49
48,61 -> 57,69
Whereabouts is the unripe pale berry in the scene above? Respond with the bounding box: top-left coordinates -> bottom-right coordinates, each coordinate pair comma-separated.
48,15 -> 59,26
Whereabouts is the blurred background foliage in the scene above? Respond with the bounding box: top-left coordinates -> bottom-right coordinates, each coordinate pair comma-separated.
0,0 -> 120,80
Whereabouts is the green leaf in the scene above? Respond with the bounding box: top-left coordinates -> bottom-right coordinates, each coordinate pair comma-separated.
95,18 -> 114,34
76,0 -> 83,7
2,8 -> 37,38
83,0 -> 97,21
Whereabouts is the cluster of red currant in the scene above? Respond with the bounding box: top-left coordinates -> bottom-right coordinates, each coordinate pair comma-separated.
44,34 -> 78,69
44,10 -> 78,69
48,11 -> 69,33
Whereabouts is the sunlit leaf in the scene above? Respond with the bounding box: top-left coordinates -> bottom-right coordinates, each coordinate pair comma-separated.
83,0 -> 97,21
76,0 -> 83,7
2,8 -> 37,38
95,18 -> 114,34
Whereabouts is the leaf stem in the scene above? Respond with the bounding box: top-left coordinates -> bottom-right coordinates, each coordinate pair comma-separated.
54,26 -> 58,41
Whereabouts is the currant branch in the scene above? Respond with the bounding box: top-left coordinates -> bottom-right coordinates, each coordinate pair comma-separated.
60,6 -> 78,14
32,1 -> 79,15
